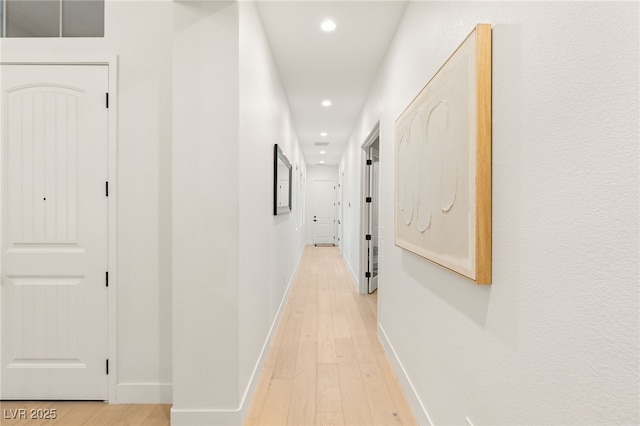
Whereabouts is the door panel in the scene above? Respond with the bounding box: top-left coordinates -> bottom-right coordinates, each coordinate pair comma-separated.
1,65 -> 109,400
313,180 -> 335,245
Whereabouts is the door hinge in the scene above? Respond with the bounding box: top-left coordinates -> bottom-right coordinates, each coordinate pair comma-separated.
365,272 -> 372,278
106,271 -> 109,287
365,234 -> 372,241
105,182 -> 109,197
366,159 -> 372,165
365,197 -> 372,203
106,93 -> 109,108
106,359 -> 109,375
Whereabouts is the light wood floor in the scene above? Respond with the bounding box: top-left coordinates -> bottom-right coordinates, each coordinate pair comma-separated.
245,245 -> 417,426
0,401 -> 170,425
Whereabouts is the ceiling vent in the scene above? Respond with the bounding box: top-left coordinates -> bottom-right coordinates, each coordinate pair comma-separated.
314,142 -> 329,146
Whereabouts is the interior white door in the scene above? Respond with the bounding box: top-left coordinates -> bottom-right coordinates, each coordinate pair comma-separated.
366,142 -> 380,293
313,180 -> 335,245
1,65 -> 109,399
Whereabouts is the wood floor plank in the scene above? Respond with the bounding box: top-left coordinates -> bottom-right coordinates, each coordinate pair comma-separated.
110,404 -> 156,426
287,341 -> 317,425
141,404 -> 171,426
316,411 -> 345,426
334,337 -> 357,365
272,343 -> 299,380
337,359 -> 374,426
52,402 -> 110,425
316,363 -> 342,413
317,313 -> 337,364
257,379 -> 293,426
82,404 -> 130,425
332,313 -> 351,339
342,293 -> 374,346
21,402 -> 67,426
300,300 -> 319,343
318,286 -> 332,316
354,343 -> 403,426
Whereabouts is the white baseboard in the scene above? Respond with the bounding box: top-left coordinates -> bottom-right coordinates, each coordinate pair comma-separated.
378,323 -> 434,426
117,383 -> 172,404
171,408 -> 240,425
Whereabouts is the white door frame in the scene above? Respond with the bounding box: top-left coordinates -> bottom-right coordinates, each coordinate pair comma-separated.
337,170 -> 344,253
0,55 -> 118,403
359,122 -> 379,295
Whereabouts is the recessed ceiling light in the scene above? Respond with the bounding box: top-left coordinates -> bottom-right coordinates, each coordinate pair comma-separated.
320,132 -> 328,137
321,20 -> 336,32
319,160 -> 325,164
320,151 -> 326,154
321,100 -> 332,107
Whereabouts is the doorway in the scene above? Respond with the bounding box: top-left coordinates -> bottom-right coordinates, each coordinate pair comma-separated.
361,124 -> 380,294
312,180 -> 336,246
1,64 -> 110,400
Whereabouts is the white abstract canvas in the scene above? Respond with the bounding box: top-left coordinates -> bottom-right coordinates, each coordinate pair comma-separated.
395,25 -> 492,284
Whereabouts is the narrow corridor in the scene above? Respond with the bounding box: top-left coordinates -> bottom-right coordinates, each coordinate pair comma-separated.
245,245 -> 417,425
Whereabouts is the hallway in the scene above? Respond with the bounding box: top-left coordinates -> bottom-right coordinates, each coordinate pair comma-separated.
245,246 -> 416,425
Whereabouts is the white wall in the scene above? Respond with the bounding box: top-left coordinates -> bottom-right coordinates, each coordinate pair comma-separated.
0,0 -> 174,403
340,2 -> 639,424
172,2 -> 241,422
305,166 -> 338,245
172,2 -> 305,424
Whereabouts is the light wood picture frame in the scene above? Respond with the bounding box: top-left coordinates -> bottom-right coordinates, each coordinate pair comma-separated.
394,24 -> 492,284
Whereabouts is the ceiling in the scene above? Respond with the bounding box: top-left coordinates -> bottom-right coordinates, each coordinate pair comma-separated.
255,1 -> 408,166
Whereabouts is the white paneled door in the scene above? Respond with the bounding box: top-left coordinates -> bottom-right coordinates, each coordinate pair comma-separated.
313,180 -> 336,245
1,65 -> 109,399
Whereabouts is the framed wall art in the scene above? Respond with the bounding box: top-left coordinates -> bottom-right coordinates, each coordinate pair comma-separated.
274,144 -> 292,215
395,24 -> 492,284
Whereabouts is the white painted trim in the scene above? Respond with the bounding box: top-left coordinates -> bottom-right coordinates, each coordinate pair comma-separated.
378,323 -> 433,426
171,409 -> 241,426
106,56 -> 119,405
0,56 -> 119,403
361,122 -> 380,150
117,383 -> 172,404
0,55 -> 119,66
359,122 -> 380,295
171,246 -> 305,426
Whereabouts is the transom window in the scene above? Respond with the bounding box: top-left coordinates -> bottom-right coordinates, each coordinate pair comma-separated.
1,0 -> 104,37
